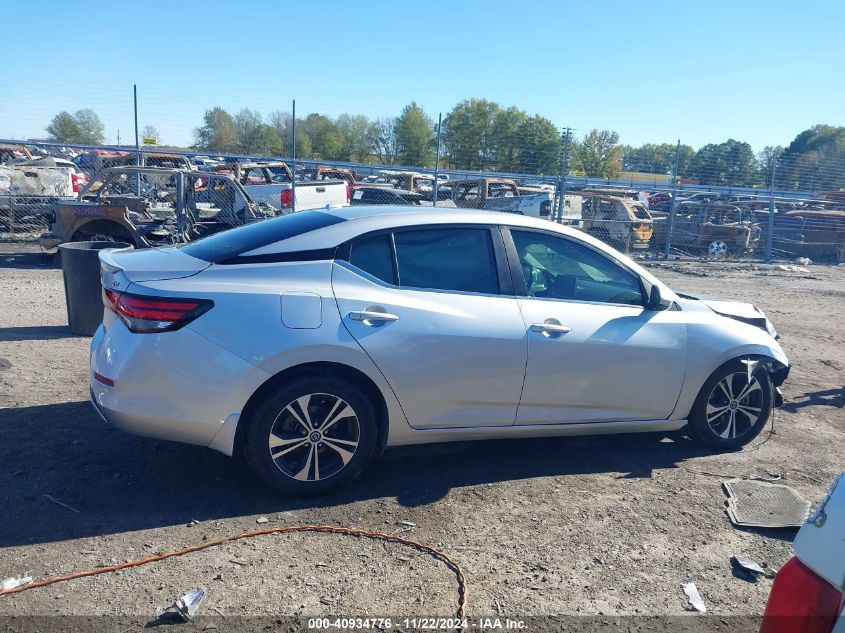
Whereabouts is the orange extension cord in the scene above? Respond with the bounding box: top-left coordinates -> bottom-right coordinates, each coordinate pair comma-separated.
0,524 -> 467,620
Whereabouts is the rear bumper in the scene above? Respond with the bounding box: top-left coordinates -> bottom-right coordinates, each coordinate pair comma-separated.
38,232 -> 62,250
89,319 -> 271,452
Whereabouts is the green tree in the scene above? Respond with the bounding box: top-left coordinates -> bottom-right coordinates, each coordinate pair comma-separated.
73,109 -> 105,144
233,109 -> 266,154
394,102 -> 435,167
515,114 -> 560,174
46,111 -> 82,143
46,109 -> 104,144
300,114 -> 343,159
194,107 -> 237,153
691,139 -> 756,186
575,129 -> 622,178
335,114 -> 371,162
442,99 -> 498,170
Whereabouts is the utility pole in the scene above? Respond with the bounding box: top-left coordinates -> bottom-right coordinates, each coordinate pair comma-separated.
133,85 -> 140,195
664,140 -> 681,260
433,113 -> 442,208
766,153 -> 778,262
117,129 -> 120,147
555,127 -> 572,223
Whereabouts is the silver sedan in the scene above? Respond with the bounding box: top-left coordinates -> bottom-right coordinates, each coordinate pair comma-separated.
90,207 -> 789,494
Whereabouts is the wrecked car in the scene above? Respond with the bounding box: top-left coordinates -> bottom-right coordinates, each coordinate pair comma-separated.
650,202 -> 761,257
578,193 -> 653,250
38,166 -> 275,250
450,177 -> 554,218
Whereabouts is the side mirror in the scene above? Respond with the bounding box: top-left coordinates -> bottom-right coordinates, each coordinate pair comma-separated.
646,283 -> 672,311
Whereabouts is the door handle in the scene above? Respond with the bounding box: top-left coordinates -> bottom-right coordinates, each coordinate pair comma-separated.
348,310 -> 400,324
530,321 -> 572,335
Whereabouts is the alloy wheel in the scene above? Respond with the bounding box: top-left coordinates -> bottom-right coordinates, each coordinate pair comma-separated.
708,240 -> 729,258
706,372 -> 764,440
267,393 -> 360,482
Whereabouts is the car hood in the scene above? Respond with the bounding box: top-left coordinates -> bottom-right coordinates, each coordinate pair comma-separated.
676,292 -> 778,338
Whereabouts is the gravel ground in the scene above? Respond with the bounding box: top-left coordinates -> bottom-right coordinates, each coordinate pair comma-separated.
0,242 -> 842,628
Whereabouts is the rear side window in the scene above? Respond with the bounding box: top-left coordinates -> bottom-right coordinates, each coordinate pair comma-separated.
394,228 -> 499,294
180,211 -> 345,263
349,234 -> 396,284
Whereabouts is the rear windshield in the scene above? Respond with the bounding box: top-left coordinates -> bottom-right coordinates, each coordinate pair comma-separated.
180,211 -> 345,263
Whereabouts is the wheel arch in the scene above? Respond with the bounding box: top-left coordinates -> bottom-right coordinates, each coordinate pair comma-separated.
232,360 -> 390,461
70,218 -> 136,245
679,351 -> 786,420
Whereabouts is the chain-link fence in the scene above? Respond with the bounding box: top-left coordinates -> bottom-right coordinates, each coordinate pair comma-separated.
2,90 -> 844,263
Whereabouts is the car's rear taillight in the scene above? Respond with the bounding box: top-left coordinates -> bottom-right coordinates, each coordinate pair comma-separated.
280,188 -> 293,208
346,183 -> 352,203
71,173 -> 87,193
760,557 -> 843,633
103,289 -> 213,333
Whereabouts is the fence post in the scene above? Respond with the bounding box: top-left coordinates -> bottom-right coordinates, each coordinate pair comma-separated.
664,140 -> 681,260
291,99 -> 296,214
133,84 -> 141,196
555,127 -> 571,223
433,112 -> 442,208
766,154 -> 777,262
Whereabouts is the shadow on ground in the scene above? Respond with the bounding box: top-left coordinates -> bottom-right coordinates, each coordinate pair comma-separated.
0,325 -> 80,341
0,401 -> 712,547
0,250 -> 56,270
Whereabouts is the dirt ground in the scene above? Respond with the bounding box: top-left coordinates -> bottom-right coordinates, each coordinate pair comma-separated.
0,241 -> 842,629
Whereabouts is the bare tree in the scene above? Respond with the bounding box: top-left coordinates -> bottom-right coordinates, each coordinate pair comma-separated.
367,117 -> 399,165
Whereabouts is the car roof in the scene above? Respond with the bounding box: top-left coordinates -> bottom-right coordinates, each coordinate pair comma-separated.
242,205 -> 585,257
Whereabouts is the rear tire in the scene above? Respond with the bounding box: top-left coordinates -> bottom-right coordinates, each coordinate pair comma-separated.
242,373 -> 378,495
688,360 -> 772,450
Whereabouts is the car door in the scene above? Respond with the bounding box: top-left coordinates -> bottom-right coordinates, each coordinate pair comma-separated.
505,227 -> 686,424
332,225 -> 528,429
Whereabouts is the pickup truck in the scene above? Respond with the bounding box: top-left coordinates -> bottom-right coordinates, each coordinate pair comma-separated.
214,162 -> 349,211
1,157 -> 87,230
39,166 -> 276,250
449,177 -> 555,219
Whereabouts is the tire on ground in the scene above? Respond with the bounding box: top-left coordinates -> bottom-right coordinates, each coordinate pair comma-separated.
242,372 -> 378,495
687,359 -> 772,450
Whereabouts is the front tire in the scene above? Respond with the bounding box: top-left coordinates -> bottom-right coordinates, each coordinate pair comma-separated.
243,373 -> 378,495
688,360 -> 772,449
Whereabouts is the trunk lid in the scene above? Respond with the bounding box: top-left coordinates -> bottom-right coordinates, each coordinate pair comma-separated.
99,246 -> 211,284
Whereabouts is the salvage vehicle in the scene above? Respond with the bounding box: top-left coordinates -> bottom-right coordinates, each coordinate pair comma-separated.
39,166 -> 275,249
760,473 -> 845,633
0,157 -> 85,229
72,151 -> 194,178
350,187 -> 424,205
0,143 -> 34,164
450,177 -> 553,218
214,162 -> 349,211
91,206 -> 789,494
579,193 -> 653,250
650,202 -> 761,257
303,166 -> 360,185
780,209 -> 845,262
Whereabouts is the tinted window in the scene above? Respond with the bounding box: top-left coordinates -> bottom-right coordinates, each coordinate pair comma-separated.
394,229 -> 499,294
511,230 -> 643,306
180,211 -> 345,263
349,234 -> 395,284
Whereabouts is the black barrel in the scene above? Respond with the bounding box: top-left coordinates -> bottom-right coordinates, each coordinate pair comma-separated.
59,241 -> 133,336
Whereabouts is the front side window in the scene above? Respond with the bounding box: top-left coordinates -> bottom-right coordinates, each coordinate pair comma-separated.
511,230 -> 643,306
394,228 -> 499,294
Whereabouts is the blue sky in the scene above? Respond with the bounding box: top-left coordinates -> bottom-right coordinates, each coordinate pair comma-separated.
1,0 -> 842,152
